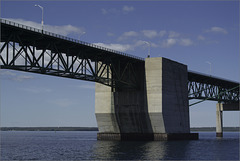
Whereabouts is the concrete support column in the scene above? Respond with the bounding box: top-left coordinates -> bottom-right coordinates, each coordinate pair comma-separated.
216,103 -> 223,137
145,57 -> 198,140
95,83 -> 120,135
145,57 -> 190,134
95,57 -> 198,140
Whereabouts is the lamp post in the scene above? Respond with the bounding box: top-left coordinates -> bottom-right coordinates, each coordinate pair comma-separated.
206,61 -> 212,75
35,4 -> 44,31
143,41 -> 150,58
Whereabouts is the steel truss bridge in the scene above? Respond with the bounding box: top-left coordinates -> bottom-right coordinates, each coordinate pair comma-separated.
0,19 -> 239,103
0,19 -> 144,89
188,72 -> 239,104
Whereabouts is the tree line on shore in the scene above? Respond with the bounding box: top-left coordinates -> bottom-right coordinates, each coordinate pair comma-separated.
0,127 -> 98,131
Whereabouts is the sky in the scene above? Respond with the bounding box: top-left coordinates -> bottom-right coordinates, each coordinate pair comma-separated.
0,0 -> 239,127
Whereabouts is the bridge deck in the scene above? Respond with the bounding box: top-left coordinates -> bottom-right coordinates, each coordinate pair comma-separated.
188,71 -> 239,103
0,19 -> 239,102
0,19 -> 144,88
0,19 -> 144,63
188,71 -> 239,89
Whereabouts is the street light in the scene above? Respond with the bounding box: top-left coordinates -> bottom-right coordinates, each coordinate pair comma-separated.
35,4 -> 44,31
206,61 -> 212,75
143,41 -> 150,58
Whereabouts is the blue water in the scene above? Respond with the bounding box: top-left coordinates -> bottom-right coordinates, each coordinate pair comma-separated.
1,131 -> 239,160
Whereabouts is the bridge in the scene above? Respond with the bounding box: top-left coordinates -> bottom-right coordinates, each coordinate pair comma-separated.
1,19 -> 239,140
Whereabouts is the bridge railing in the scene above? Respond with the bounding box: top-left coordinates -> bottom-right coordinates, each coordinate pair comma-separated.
188,70 -> 239,85
188,71 -> 239,103
1,18 -> 144,61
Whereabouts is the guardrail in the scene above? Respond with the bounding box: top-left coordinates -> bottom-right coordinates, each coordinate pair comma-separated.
188,70 -> 239,85
0,18 -> 144,61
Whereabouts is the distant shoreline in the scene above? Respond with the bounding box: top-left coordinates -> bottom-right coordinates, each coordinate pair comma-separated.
1,127 -> 239,132
190,127 -> 239,132
0,127 -> 98,131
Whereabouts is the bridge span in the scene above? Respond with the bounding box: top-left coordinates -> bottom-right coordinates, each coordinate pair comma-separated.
1,19 -> 239,140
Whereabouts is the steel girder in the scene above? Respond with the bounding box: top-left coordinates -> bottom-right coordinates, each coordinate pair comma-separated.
0,32 -> 142,89
188,78 -> 239,103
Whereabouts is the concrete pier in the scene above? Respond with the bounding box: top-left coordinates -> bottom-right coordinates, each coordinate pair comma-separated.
216,103 -> 223,137
216,103 -> 239,137
95,83 -> 120,134
145,58 -> 190,134
95,57 -> 198,141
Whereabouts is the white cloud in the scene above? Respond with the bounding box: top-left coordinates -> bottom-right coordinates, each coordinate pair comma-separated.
118,31 -> 138,41
117,30 -> 179,43
122,6 -> 135,13
198,35 -> 205,40
101,6 -> 135,15
45,24 -> 84,36
150,42 -> 159,48
118,30 -> 166,41
134,40 -> 158,48
123,31 -> 138,37
206,27 -> 228,34
94,43 -> 132,52
141,30 -> 167,39
179,38 -> 193,46
97,30 -> 193,51
161,38 -> 177,48
101,8 -> 108,15
134,40 -> 148,47
142,30 -> 158,39
6,18 -> 85,36
101,8 -> 116,15
135,40 -> 150,50
161,38 -> 194,48
168,31 -> 180,38
94,40 -> 158,53
159,30 -> 167,37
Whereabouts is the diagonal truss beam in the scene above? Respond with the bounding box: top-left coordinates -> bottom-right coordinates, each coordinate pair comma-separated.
0,32 -> 140,89
188,80 -> 239,103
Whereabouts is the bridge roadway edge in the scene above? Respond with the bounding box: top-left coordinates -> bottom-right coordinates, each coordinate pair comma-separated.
95,57 -> 198,141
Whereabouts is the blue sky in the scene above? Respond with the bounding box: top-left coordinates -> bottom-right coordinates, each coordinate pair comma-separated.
0,1 -> 239,127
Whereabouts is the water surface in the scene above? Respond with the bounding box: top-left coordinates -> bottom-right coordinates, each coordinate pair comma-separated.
1,131 -> 239,160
